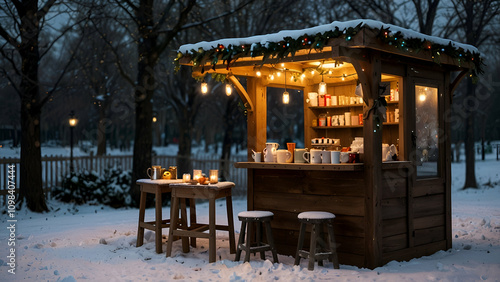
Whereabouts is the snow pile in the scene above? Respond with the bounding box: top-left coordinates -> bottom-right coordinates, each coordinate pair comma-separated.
178,19 -> 479,55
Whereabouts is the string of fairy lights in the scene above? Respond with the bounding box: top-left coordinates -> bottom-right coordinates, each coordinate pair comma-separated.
198,61 -> 358,104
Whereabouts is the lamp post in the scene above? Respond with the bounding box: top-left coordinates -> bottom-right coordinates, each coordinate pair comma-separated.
68,111 -> 78,172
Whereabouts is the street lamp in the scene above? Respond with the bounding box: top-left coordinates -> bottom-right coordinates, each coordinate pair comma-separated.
68,111 -> 78,172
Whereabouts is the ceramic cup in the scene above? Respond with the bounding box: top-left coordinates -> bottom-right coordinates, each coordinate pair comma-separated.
252,151 -> 262,162
331,151 -> 341,164
294,148 -> 307,163
340,152 -> 350,163
322,150 -> 331,163
277,149 -> 292,163
304,149 -> 322,164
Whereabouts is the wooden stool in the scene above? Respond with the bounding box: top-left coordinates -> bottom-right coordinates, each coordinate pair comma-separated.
166,182 -> 236,263
136,179 -> 193,254
235,211 -> 279,263
294,211 -> 339,271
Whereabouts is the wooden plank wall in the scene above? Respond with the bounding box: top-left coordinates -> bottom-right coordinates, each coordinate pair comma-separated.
250,169 -> 366,267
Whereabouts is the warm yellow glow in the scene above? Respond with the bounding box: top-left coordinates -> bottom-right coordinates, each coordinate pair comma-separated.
256,71 -> 261,77
277,71 -> 281,77
282,91 -> 290,104
341,75 -> 345,81
225,83 -> 232,96
69,118 -> 78,127
322,62 -> 343,68
270,74 -> 275,80
318,81 -> 327,95
201,82 -> 208,94
328,70 -> 332,74
311,70 -> 315,75
419,94 -> 426,101
281,63 -> 285,67
152,116 -> 157,123
301,73 -> 306,78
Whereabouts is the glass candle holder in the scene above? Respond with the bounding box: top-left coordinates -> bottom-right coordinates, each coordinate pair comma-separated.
209,170 -> 218,184
193,169 -> 202,181
182,173 -> 191,183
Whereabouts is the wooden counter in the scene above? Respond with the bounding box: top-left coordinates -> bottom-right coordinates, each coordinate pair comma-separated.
234,162 -> 363,171
235,161 -> 447,268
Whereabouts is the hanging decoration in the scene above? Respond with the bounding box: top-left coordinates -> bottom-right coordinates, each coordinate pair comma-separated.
283,69 -> 289,104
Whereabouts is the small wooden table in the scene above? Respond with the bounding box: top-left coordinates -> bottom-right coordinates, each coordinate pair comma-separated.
166,181 -> 237,263
136,179 -> 195,253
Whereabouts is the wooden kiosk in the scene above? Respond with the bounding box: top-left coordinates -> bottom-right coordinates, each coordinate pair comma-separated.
176,20 -> 481,268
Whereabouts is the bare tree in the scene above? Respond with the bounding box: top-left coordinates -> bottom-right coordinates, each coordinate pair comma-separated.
0,1 -> 85,212
442,0 -> 500,189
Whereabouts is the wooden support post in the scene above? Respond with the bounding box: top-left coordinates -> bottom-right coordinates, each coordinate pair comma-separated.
351,50 -> 383,268
246,77 -> 267,161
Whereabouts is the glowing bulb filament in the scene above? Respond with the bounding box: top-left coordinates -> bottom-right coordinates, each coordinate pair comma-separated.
226,83 -> 232,96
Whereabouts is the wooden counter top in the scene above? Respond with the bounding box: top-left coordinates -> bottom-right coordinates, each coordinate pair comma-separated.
234,162 -> 363,171
234,161 -> 412,171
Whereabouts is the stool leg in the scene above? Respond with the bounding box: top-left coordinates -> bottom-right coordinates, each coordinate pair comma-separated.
226,195 -> 236,254
294,222 -> 306,266
180,198 -> 189,253
308,223 -> 319,271
264,221 -> 279,263
235,220 -> 247,261
244,220 -> 253,262
155,189 -> 163,254
208,197 -> 216,263
327,222 -> 340,269
256,221 -> 264,259
166,196 -> 180,258
136,190 -> 146,247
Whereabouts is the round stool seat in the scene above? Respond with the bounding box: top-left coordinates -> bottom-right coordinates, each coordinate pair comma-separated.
238,210 -> 274,220
298,211 -> 335,220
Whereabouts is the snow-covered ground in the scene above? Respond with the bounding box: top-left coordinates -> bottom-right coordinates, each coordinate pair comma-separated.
0,151 -> 499,281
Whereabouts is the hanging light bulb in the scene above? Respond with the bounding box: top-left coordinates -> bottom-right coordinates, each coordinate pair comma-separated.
270,74 -> 275,80
256,70 -> 261,77
283,69 -> 289,104
201,82 -> 208,94
318,74 -> 326,95
226,83 -> 232,96
283,91 -> 290,104
419,93 -> 426,101
341,74 -> 345,81
277,71 -> 281,77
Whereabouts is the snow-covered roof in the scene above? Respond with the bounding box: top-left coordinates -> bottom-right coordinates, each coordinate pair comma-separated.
178,19 -> 479,54
176,19 -> 482,74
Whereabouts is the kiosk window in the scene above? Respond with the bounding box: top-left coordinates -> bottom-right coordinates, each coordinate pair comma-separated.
415,85 -> 439,177
266,87 -> 304,148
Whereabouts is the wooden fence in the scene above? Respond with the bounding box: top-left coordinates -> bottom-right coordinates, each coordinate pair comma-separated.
0,153 -> 248,204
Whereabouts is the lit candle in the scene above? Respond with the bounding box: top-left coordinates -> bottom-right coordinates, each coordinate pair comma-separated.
209,170 -> 218,184
193,170 -> 202,181
183,173 -> 191,183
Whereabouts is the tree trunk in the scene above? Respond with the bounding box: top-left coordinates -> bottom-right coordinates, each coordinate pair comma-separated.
220,96 -> 238,181
462,79 -> 478,189
18,1 -> 48,212
97,106 -> 107,156
177,111 -> 193,178
130,1 -> 158,206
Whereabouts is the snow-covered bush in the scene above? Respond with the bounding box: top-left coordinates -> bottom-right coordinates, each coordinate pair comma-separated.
53,168 -> 134,208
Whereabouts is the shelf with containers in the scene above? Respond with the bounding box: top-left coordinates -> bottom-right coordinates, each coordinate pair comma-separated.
305,75 -> 403,153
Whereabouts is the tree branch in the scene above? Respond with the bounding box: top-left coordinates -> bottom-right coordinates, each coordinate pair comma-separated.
37,0 -> 57,20
0,25 -> 20,50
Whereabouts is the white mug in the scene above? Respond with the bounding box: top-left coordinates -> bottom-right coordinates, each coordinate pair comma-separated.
276,149 -> 292,163
304,149 -> 322,164
322,150 -> 331,163
331,151 -> 341,164
252,151 -> 262,162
